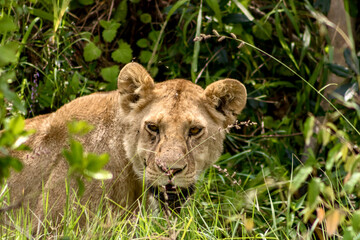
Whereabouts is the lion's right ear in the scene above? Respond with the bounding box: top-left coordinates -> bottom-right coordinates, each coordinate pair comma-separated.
117,62 -> 154,112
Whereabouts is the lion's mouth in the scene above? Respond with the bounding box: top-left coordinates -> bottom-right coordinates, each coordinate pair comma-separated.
149,184 -> 195,213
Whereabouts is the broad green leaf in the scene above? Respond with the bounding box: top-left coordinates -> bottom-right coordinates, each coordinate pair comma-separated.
139,50 -> 153,63
103,29 -> 117,42
112,41 -> 132,63
352,211 -> 360,233
290,165 -> 312,194
86,153 -> 109,172
100,20 -> 121,42
0,15 -> 17,33
68,120 -> 94,136
113,0 -> 128,22
0,44 -> 18,67
9,116 -> 25,135
325,143 -> 342,171
344,172 -> 360,193
303,116 -> 315,145
100,65 -> 120,83
307,178 -> 321,210
136,38 -> 149,48
140,13 -> 152,24
83,42 -> 101,62
319,127 -> 330,147
148,31 -> 160,43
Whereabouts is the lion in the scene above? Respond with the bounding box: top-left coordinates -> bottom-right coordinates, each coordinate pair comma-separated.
4,62 -> 247,225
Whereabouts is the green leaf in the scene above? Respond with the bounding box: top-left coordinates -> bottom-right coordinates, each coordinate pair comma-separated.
0,44 -> 18,67
140,13 -> 152,24
139,50 -> 153,63
9,115 -> 25,135
84,169 -> 113,180
0,15 -> 18,33
0,76 -> 26,113
344,172 -> 360,193
112,41 -> 132,63
100,20 -> 121,42
9,157 -> 23,172
352,211 -> 360,233
113,0 -> 128,22
275,11 -> 299,70
136,38 -> 149,48
83,42 -> 101,62
27,7 -> 54,22
325,143 -> 342,171
344,47 -> 359,75
78,0 -> 94,5
303,116 -> 315,146
76,177 -> 85,196
103,29 -> 117,42
307,178 -> 321,210
100,65 -> 120,83
290,165 -> 312,194
86,153 -> 109,172
205,0 -> 222,28
327,63 -> 352,78
252,21 -> 272,40
68,140 -> 84,165
68,120 -> 94,136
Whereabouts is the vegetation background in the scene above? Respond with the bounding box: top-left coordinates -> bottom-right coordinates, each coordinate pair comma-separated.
0,0 -> 360,239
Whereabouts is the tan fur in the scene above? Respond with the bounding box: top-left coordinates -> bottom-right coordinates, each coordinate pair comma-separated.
5,63 -> 247,224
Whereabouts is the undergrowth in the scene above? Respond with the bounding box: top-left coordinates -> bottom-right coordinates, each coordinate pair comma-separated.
1,0 -> 360,239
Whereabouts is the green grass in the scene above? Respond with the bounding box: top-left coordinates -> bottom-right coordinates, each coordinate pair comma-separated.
1,0 -> 360,239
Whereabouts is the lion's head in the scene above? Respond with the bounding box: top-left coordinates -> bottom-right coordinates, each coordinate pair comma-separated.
118,63 -> 247,211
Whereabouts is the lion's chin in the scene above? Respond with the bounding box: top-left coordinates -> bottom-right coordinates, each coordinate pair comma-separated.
148,184 -> 195,213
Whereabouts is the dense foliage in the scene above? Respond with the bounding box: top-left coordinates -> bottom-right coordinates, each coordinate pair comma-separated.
0,0 -> 360,239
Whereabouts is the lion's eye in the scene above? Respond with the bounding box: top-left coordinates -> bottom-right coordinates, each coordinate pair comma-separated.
146,123 -> 159,133
189,127 -> 202,136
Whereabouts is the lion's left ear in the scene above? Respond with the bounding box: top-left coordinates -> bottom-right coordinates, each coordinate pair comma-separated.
117,62 -> 154,113
203,79 -> 247,126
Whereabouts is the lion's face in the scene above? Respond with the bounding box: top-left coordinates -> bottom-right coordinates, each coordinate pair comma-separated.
118,63 -> 247,210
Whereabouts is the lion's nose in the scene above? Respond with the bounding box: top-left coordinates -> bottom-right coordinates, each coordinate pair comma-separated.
156,163 -> 187,177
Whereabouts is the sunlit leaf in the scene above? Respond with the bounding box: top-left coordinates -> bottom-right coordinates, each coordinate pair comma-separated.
290,165 -> 312,194
344,172 -> 360,193
84,169 -> 113,180
0,15 -> 17,33
68,120 -> 94,136
307,177 -> 321,210
352,211 -> 360,233
303,116 -> 315,145
325,143 -> 342,171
